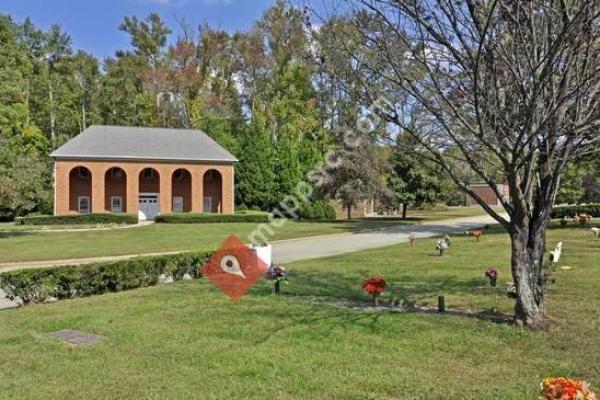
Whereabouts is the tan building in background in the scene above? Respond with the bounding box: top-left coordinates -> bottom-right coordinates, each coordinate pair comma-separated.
330,198 -> 376,219
466,183 -> 509,206
51,126 -> 237,220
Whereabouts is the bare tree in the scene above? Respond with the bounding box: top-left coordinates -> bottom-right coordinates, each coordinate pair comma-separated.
310,0 -> 600,328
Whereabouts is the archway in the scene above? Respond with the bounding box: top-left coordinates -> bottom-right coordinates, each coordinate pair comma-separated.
138,168 -> 160,220
104,167 -> 127,213
172,169 -> 191,213
69,166 -> 92,213
203,169 -> 222,213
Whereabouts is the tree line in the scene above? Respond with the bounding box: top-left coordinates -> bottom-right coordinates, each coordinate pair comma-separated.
1,1 -> 597,225
0,1 -> 468,220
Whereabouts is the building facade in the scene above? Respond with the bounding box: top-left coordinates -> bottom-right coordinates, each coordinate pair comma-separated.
51,126 -> 237,220
466,183 -> 509,206
330,198 -> 376,219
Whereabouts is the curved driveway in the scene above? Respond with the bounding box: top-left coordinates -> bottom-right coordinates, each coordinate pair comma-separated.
271,214 -> 504,263
1,214 -> 504,310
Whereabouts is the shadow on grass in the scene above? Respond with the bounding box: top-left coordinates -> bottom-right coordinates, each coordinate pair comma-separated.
253,267 -> 514,326
292,218 -> 422,233
0,231 -> 32,239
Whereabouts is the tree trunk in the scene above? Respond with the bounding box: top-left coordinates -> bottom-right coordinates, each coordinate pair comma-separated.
510,223 -> 547,328
402,203 -> 407,220
25,79 -> 30,125
48,81 -> 56,143
346,205 -> 352,220
81,100 -> 87,130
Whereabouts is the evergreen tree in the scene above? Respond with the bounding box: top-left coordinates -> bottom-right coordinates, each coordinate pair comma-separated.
388,138 -> 441,219
235,109 -> 277,210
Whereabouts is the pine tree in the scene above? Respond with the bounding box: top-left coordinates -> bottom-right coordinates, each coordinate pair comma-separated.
235,109 -> 277,210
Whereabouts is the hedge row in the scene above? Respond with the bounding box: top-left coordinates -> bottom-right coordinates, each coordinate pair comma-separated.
0,251 -> 211,304
15,213 -> 138,226
551,204 -> 600,219
155,212 -> 270,224
297,200 -> 337,220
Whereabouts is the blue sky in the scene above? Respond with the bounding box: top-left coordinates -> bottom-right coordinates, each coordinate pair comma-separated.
0,0 -> 278,59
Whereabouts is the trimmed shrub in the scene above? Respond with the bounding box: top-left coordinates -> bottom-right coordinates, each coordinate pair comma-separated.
298,202 -> 315,220
322,202 -> 337,220
297,200 -> 337,220
155,212 -> 270,224
15,213 -> 138,226
551,204 -> 600,219
0,250 -> 211,304
312,202 -> 326,220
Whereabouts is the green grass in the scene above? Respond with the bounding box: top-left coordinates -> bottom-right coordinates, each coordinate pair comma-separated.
0,206 -> 493,264
405,204 -> 505,221
0,222 -> 119,231
0,220 -> 409,263
0,224 -> 598,399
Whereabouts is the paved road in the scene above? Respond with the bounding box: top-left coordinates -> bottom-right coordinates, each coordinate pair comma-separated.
0,214 -> 502,310
271,214 -> 502,263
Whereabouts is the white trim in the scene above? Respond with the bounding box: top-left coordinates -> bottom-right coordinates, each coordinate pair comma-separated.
78,196 -> 90,214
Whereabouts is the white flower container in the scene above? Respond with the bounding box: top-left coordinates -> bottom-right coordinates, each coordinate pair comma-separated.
250,243 -> 272,268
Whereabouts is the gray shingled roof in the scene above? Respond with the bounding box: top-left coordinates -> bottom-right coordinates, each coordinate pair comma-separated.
51,125 -> 237,163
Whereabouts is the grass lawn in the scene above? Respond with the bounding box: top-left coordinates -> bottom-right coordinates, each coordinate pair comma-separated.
0,219 -> 408,263
0,206 -> 492,264
405,204 -> 505,221
0,223 -> 127,232
0,223 -> 598,399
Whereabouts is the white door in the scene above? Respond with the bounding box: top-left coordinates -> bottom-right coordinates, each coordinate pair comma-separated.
139,194 -> 159,220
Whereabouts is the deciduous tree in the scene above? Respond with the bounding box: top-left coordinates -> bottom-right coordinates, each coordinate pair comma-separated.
312,0 -> 600,327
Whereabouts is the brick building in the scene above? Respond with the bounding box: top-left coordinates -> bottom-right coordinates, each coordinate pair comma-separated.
466,183 -> 509,206
51,126 -> 237,220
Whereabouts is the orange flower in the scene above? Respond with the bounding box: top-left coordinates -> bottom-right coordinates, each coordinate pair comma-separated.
541,377 -> 597,400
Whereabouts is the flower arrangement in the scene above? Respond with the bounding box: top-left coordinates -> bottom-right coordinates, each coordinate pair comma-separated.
362,277 -> 386,306
443,234 -> 451,247
540,377 -> 597,400
409,233 -> 417,246
506,281 -> 517,299
436,239 -> 448,256
266,265 -> 288,295
485,268 -> 499,287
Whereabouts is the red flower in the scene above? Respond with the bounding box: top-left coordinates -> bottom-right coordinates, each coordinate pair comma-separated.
362,277 -> 386,296
485,268 -> 499,280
